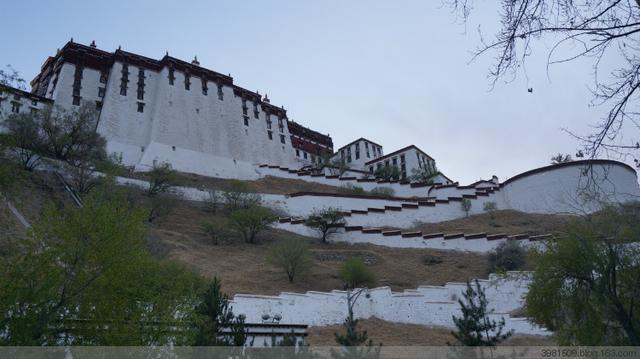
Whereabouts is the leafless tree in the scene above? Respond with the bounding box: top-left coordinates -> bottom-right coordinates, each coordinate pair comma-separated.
446,0 -> 640,166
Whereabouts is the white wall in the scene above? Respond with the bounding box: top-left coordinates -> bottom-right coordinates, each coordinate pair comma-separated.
230,272 -> 550,336
499,161 -> 640,214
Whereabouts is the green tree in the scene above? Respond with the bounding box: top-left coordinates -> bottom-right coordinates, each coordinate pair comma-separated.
451,279 -> 513,346
333,258 -> 380,359
201,221 -> 227,245
304,207 -> 347,243
526,203 -> 640,345
0,189 -> 202,345
488,240 -> 526,273
339,258 -> 376,290
373,166 -> 400,181
0,113 -> 44,170
482,201 -> 497,219
229,206 -> 277,244
146,161 -> 176,197
193,277 -> 247,346
461,198 -> 472,217
411,162 -> 441,183
268,237 -> 312,283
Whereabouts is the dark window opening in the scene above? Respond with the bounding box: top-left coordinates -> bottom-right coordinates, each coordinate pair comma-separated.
253,103 -> 259,118
184,74 -> 191,90
202,80 -> 208,95
72,96 -> 81,106
303,152 -> 308,159
217,84 -> 224,100
295,149 -> 299,157
268,131 -> 273,140
243,116 -> 249,126
137,102 -> 145,113
95,101 -> 103,110
168,67 -> 175,85
172,146 -> 176,151
280,134 -> 286,144
100,72 -> 108,83
98,87 -> 105,97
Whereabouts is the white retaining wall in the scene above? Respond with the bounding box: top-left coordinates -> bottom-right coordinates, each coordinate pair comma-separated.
274,221 -> 544,253
230,273 -> 549,336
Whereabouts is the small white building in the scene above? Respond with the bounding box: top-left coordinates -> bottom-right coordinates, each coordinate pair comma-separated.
0,85 -> 52,119
330,138 -> 384,170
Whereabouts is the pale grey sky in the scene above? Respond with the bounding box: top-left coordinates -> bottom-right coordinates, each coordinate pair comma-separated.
2,0 -> 635,183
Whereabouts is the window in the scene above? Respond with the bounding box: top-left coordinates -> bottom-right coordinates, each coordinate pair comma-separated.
168,67 -> 175,85
392,157 -> 397,167
355,143 -> 360,160
72,96 -> 81,106
347,155 -> 352,163
295,149 -> 300,157
253,102 -> 259,118
137,102 -> 145,113
184,73 -> 191,90
377,163 -> 383,170
400,154 -> 405,163
369,166 -> 374,173
202,80 -> 208,95
278,117 -> 284,133
303,152 -> 308,159
31,99 -> 37,106
11,102 -> 21,113
172,146 -> 176,151
99,72 -> 108,84
137,69 -> 145,100
243,116 -> 249,126
268,131 -> 273,140
120,63 -> 129,96
280,134 -> 286,144
266,114 -> 272,129
217,84 -> 224,100
95,101 -> 103,110
384,160 -> 390,167
242,99 -> 248,115
98,87 -> 105,98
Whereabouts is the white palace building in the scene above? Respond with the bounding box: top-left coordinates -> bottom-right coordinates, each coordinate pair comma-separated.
0,40 -> 450,182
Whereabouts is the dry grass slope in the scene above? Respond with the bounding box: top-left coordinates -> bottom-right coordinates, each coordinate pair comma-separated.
150,199 -> 490,295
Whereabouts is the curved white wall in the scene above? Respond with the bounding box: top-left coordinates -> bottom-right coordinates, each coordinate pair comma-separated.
499,161 -> 640,214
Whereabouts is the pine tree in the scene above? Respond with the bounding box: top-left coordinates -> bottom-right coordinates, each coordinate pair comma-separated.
451,280 -> 513,346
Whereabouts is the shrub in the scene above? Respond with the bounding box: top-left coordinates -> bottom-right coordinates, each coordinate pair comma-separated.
488,240 -> 526,272
370,187 -> 395,197
147,162 -> 176,197
483,201 -> 498,219
339,184 -> 366,196
203,190 -> 219,213
304,207 -> 347,243
201,222 -> 227,245
410,162 -> 441,184
268,237 -> 312,283
222,180 -> 261,212
461,198 -> 472,217
339,257 -> 376,289
374,166 -> 400,181
229,206 -> 276,244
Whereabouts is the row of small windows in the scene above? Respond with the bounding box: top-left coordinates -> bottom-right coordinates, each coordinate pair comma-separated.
340,141 -> 383,163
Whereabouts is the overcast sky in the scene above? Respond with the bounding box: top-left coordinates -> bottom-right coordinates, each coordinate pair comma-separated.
2,0 -> 636,184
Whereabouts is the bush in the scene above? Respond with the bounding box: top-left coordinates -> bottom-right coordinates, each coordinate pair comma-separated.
222,180 -> 261,212
201,222 -> 227,245
147,162 -> 176,197
374,166 -> 400,181
203,190 -> 219,213
339,257 -> 376,289
229,206 -> 276,244
483,201 -> 498,219
339,184 -> 365,196
370,187 -> 395,197
268,237 -> 312,283
488,240 -> 526,272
